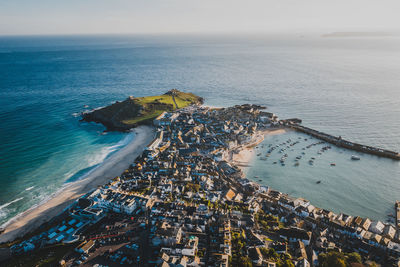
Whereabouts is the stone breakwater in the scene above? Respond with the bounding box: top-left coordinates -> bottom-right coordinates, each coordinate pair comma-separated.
289,124 -> 400,160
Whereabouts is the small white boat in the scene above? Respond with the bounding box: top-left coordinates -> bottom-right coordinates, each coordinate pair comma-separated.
351,155 -> 360,160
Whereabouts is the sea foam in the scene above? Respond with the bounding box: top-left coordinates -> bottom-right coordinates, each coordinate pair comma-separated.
0,197 -> 24,210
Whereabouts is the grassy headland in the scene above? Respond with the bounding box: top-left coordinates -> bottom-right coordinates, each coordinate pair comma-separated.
81,89 -> 203,131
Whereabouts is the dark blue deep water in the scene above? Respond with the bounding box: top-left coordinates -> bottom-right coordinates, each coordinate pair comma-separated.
0,34 -> 399,224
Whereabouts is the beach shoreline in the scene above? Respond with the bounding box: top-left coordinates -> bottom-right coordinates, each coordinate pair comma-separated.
0,125 -> 155,243
230,128 -> 288,173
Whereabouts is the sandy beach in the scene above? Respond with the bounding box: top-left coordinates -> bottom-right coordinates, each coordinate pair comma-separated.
0,125 -> 155,243
231,128 -> 287,171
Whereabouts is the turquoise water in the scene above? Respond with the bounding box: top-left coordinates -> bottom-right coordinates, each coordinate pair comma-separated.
247,131 -> 400,221
0,34 -> 399,225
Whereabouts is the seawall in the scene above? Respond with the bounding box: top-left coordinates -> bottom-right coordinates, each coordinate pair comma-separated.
289,124 -> 400,160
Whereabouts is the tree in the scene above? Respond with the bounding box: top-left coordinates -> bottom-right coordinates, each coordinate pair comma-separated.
282,259 -> 295,267
318,251 -> 346,267
239,256 -> 253,267
346,252 -> 362,264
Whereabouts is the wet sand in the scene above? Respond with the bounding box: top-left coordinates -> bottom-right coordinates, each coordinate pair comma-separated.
232,128 -> 287,170
0,125 -> 155,243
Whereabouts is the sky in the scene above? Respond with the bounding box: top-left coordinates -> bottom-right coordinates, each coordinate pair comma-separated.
0,0 -> 399,35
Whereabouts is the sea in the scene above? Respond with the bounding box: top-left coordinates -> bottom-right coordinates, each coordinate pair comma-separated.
0,34 -> 399,225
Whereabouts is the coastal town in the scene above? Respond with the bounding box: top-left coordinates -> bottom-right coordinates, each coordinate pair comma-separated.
2,104 -> 400,267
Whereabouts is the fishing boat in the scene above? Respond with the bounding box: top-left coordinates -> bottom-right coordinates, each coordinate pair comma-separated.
395,201 -> 400,228
330,163 -> 336,166
351,155 -> 360,160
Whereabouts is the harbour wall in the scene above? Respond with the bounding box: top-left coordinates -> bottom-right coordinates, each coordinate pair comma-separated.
288,124 -> 400,160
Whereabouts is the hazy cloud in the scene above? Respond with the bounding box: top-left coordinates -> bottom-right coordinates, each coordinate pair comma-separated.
0,0 -> 399,35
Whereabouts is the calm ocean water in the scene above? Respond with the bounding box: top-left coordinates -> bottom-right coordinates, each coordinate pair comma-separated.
0,34 -> 399,225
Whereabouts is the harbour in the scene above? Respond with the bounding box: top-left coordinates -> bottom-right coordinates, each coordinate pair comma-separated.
247,129 -> 400,222
288,124 -> 400,160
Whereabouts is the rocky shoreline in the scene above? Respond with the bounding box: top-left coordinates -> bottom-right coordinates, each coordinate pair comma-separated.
81,89 -> 203,131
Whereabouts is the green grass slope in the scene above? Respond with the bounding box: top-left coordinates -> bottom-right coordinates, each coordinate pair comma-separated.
81,89 -> 203,131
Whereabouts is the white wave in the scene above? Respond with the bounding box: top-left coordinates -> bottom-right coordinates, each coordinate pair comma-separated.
0,132 -> 137,228
0,197 -> 24,210
0,209 -> 7,220
0,127 -> 148,229
91,106 -> 106,111
85,141 -> 123,166
0,187 -> 61,228
110,132 -> 135,149
63,170 -> 76,180
25,186 -> 35,191
68,132 -> 136,182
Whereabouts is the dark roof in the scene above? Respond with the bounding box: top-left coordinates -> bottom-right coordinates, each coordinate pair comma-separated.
278,228 -> 311,241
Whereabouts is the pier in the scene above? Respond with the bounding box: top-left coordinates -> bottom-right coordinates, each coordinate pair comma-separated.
288,124 -> 400,160
396,201 -> 400,228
